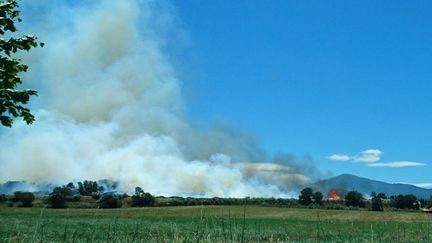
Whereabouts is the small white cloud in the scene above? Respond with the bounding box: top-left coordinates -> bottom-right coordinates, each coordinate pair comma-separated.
327,149 -> 425,169
353,149 -> 383,163
367,161 -> 427,168
327,149 -> 382,163
327,154 -> 350,161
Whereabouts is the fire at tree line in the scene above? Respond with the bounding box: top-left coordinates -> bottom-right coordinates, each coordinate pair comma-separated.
1,180 -> 431,212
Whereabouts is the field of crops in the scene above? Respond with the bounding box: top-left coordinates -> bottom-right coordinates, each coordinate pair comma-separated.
1,205 -> 432,242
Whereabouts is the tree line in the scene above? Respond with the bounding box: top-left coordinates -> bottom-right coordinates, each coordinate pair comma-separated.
298,187 -> 428,211
1,183 -> 431,211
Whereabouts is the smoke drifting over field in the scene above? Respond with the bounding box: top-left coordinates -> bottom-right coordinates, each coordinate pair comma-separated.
0,1 -> 318,197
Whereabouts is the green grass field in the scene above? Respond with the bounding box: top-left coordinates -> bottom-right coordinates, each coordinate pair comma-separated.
1,205 -> 432,242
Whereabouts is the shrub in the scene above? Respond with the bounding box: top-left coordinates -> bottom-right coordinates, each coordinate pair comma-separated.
326,202 -> 345,210
0,194 -> 6,203
13,191 -> 35,207
97,194 -> 122,208
91,193 -> 101,200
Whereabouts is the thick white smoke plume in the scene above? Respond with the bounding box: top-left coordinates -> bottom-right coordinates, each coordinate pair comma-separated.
0,1 -> 314,197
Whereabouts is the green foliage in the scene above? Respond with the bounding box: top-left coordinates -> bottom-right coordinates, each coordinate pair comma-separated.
299,187 -> 324,206
131,187 -> 155,207
97,194 -> 122,208
66,182 -> 75,189
0,193 -> 5,203
48,186 -> 71,208
370,192 -> 386,211
312,191 -> 323,205
376,192 -> 387,199
0,0 -> 43,127
325,202 -> 346,210
298,187 -> 313,206
77,180 -> 103,196
344,191 -> 365,208
12,191 -> 34,207
371,197 -> 384,211
426,197 -> 432,208
155,196 -> 298,207
390,194 -> 418,210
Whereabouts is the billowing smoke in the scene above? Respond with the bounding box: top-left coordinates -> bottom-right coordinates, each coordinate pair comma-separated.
0,0 -> 317,197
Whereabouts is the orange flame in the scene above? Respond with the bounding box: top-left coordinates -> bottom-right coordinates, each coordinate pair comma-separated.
328,189 -> 341,201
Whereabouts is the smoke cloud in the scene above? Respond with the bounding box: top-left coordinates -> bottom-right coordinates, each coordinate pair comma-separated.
0,0 -> 317,197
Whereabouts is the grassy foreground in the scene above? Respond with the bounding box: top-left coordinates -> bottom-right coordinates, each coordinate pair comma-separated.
1,205 -> 432,242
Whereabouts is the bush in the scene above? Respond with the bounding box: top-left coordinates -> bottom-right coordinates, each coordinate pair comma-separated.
97,194 -> 122,208
131,187 -> 155,207
325,202 -> 345,210
13,191 -> 35,207
91,193 -> 101,200
0,194 -> 6,203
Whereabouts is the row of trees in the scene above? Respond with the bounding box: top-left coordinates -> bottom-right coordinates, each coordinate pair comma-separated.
298,187 -> 425,212
1,185 -> 430,210
47,181 -> 155,208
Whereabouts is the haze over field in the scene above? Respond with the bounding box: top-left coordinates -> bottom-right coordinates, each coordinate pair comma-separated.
0,1 -> 321,197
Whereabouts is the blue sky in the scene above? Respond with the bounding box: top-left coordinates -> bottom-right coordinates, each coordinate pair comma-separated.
174,1 -> 432,186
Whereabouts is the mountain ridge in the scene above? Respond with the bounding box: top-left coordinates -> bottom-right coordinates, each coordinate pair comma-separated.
314,174 -> 432,199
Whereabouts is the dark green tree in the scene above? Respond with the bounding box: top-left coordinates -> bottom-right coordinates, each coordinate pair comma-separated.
370,192 -> 385,211
77,180 -> 103,196
97,194 -> 122,208
299,187 -> 313,206
131,187 -> 155,207
426,197 -> 432,208
47,186 -> 71,208
13,191 -> 34,207
312,191 -> 324,205
345,191 -> 365,207
0,0 -> 43,127
66,182 -> 75,189
390,194 -> 417,210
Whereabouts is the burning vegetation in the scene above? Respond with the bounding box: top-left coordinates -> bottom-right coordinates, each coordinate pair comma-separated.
328,189 -> 342,201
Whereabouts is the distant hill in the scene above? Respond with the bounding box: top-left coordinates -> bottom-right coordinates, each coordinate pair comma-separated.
314,174 -> 432,199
